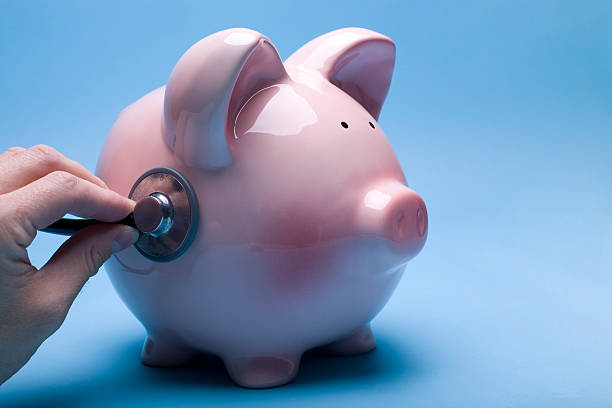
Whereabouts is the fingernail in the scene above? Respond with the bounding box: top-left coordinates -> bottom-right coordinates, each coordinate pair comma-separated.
112,227 -> 140,253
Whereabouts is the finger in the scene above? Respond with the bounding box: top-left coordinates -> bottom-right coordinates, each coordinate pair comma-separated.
38,224 -> 139,317
0,144 -> 108,195
6,171 -> 135,232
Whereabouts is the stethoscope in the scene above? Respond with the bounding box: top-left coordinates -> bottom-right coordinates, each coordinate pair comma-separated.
41,167 -> 199,263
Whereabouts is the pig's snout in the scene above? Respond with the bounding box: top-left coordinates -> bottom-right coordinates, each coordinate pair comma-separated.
386,189 -> 427,243
359,182 -> 428,255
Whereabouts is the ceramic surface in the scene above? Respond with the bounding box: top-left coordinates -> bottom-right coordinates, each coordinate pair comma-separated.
96,27 -> 428,388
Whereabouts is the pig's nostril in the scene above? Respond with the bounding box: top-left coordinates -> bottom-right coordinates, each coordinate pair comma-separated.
393,210 -> 407,242
416,207 -> 426,237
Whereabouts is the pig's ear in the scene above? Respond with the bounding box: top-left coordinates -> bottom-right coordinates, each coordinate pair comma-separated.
163,28 -> 287,168
285,28 -> 395,120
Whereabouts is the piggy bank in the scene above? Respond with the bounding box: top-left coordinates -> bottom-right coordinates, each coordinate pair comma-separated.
96,27 -> 428,388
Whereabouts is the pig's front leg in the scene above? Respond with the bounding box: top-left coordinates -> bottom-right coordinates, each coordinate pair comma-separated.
223,353 -> 302,388
140,336 -> 200,367
317,324 -> 377,356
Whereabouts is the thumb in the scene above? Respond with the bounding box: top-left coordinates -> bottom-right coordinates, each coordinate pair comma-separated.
40,223 -> 139,302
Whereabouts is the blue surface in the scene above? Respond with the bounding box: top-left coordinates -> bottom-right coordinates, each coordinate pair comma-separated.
1,1 -> 611,406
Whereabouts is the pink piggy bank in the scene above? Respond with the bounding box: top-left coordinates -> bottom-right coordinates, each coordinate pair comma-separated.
96,27 -> 428,388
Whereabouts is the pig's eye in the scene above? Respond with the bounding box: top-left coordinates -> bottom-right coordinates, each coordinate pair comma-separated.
341,121 -> 349,129
369,121 -> 375,129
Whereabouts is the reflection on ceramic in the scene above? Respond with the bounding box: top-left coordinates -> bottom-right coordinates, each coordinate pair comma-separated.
96,27 -> 428,388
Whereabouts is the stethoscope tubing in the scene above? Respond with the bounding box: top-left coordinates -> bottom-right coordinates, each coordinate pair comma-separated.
41,213 -> 137,236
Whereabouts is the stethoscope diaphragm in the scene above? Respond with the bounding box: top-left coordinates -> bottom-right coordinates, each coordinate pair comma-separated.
128,167 -> 199,262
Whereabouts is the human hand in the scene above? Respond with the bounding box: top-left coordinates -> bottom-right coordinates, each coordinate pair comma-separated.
0,145 -> 138,385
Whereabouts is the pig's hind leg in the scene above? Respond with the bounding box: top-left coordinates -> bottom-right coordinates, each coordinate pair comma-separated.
140,336 -> 200,367
223,353 -> 301,388
317,324 -> 376,356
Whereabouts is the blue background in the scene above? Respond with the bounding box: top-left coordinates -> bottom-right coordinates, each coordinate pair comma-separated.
1,0 -> 611,406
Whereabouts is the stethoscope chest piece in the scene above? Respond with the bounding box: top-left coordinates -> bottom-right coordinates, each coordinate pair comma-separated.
129,167 -> 199,262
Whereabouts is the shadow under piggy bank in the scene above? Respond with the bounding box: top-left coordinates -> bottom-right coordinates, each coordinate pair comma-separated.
1,333 -> 427,408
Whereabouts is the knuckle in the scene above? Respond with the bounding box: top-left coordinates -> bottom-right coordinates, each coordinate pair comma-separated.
0,197 -> 35,244
0,146 -> 26,161
48,170 -> 79,191
4,205 -> 23,230
29,144 -> 60,167
4,212 -> 34,246
4,202 -> 35,239
5,146 -> 25,155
